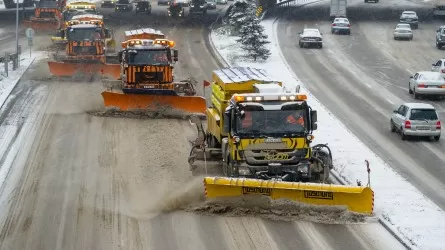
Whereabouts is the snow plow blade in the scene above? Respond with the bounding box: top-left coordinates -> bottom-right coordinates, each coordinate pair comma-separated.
203,177 -> 374,215
47,61 -> 120,79
23,20 -> 58,31
101,91 -> 207,115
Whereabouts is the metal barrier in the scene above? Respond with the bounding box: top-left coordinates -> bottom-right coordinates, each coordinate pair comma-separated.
1,46 -> 22,77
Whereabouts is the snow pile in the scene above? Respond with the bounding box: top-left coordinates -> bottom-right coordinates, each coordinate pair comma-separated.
0,52 -> 44,109
210,19 -> 445,249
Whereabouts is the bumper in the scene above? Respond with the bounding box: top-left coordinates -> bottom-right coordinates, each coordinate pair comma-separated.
301,41 -> 322,46
332,27 -> 350,32
394,34 -> 413,39
416,87 -> 445,95
400,21 -> 418,26
404,129 -> 441,137
115,7 -> 131,11
208,4 -> 216,9
101,3 -> 115,7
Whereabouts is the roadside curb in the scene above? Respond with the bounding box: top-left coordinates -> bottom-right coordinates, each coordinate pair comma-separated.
0,56 -> 36,111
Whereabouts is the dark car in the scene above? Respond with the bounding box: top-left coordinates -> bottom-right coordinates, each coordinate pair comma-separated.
115,0 -> 133,12
189,0 -> 208,15
101,0 -> 115,8
135,1 -> 151,13
168,2 -> 184,17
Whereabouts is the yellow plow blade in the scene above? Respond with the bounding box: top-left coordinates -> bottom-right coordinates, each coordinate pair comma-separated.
203,177 -> 374,215
101,91 -> 207,115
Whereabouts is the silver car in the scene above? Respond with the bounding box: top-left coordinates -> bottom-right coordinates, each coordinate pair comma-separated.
399,11 -> 419,29
390,103 -> 441,141
408,71 -> 445,98
394,23 -> 413,40
331,17 -> 351,35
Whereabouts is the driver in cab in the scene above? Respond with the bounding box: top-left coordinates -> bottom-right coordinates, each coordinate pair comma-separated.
286,111 -> 305,127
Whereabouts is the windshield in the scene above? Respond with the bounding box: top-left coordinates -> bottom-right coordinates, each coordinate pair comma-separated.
128,50 -> 170,65
409,109 -> 438,120
67,28 -> 102,41
236,109 -> 307,135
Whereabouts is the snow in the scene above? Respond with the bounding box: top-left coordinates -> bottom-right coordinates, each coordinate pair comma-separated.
0,52 -> 42,110
210,19 -> 445,249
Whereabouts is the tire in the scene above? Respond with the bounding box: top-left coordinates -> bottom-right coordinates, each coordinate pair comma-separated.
409,83 -> 413,94
347,31 -> 351,35
299,42 -> 303,48
394,37 -> 397,40
319,44 -> 323,49
390,120 -> 396,132
434,135 -> 441,141
401,129 -> 407,140
413,88 -> 419,99
331,30 -> 334,34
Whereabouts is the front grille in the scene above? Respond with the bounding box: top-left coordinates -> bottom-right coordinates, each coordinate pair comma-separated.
39,12 -> 56,18
244,148 -> 309,165
73,46 -> 97,55
135,71 -> 164,83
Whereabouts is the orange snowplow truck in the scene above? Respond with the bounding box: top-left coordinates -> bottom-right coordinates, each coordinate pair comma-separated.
47,22 -> 120,79
101,28 -> 206,115
23,0 -> 62,31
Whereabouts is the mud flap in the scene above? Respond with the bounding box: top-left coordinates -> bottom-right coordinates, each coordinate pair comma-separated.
203,177 -> 374,215
47,61 -> 120,79
101,91 -> 207,115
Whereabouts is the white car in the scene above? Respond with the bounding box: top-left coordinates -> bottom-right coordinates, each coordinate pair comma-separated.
298,28 -> 323,49
431,59 -> 445,74
393,24 -> 413,40
331,17 -> 351,35
390,102 -> 441,141
408,71 -> 445,99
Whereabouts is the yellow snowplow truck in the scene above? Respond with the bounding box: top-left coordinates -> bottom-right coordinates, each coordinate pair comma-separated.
51,15 -> 116,52
188,67 -> 374,215
100,34 -> 207,115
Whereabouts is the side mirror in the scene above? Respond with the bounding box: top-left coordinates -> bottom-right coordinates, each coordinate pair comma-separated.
118,51 -> 123,63
295,84 -> 300,93
409,76 -> 413,78
239,110 -> 245,119
433,64 -> 436,66
320,33 -> 323,35
298,32 -> 302,34
393,110 -> 398,113
167,49 -> 172,61
173,49 -> 178,61
223,110 -> 231,134
310,110 -> 317,130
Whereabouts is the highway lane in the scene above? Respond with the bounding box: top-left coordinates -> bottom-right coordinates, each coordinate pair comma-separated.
277,2 -> 445,210
0,3 -> 404,249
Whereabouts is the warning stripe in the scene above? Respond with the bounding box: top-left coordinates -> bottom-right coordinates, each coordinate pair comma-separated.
371,190 -> 375,213
203,179 -> 208,197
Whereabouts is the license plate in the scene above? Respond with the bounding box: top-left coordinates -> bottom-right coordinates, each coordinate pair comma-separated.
143,86 -> 154,88
265,137 -> 281,143
406,19 -> 412,21
417,126 -> 430,130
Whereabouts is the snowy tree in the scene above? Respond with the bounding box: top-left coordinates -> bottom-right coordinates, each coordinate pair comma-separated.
227,0 -> 257,35
236,14 -> 271,61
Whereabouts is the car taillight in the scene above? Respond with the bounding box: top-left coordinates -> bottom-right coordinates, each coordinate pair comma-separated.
437,121 -> 441,129
441,69 -> 445,73
405,120 -> 411,129
348,24 -> 351,27
332,23 -> 336,26
418,83 -> 426,88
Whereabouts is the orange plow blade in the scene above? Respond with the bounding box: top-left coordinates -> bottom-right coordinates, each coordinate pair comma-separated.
23,20 -> 58,31
48,61 -> 120,79
101,91 -> 207,115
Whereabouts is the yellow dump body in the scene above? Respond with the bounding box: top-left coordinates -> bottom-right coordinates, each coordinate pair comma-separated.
204,177 -> 374,215
124,28 -> 165,41
207,67 -> 283,143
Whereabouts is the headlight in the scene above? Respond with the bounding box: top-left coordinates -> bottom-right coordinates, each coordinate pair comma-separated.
200,5 -> 204,7
297,163 -> 309,174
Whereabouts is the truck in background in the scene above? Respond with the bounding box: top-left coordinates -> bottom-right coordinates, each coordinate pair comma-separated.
330,0 -> 347,21
433,0 -> 445,19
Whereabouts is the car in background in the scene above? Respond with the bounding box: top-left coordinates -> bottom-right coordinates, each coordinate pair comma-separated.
331,17 -> 351,35
135,1 -> 151,13
206,0 -> 216,9
436,25 -> 445,49
298,28 -> 323,49
431,59 -> 445,74
393,24 -> 413,40
390,103 -> 441,141
399,11 -> 418,29
101,0 -> 115,8
158,0 -> 170,5
171,0 -> 189,7
189,0 -> 208,15
408,71 -> 445,99
115,0 -> 133,11
216,0 -> 227,4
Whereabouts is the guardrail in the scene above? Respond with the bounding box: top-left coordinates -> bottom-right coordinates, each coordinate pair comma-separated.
1,46 -> 22,78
